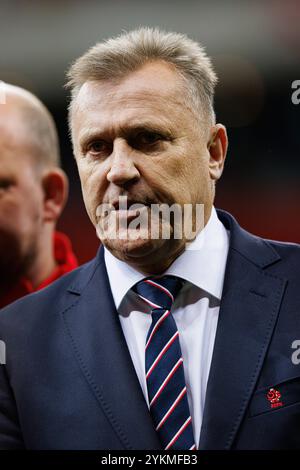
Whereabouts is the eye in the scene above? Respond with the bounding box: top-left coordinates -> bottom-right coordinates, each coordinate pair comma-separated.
0,179 -> 12,190
136,131 -> 163,146
87,140 -> 112,156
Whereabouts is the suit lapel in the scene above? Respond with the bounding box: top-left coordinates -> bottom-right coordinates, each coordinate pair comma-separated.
62,248 -> 161,450
199,210 -> 287,449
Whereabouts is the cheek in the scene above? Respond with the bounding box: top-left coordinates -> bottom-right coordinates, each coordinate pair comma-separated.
0,195 -> 40,238
21,192 -> 44,234
143,151 -> 187,187
166,148 -> 210,204
146,150 -> 198,201
0,200 -> 22,233
78,162 -> 107,223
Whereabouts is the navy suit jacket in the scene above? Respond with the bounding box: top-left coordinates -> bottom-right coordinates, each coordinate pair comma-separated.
0,209 -> 300,450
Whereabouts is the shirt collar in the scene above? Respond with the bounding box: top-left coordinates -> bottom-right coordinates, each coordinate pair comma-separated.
104,206 -> 229,309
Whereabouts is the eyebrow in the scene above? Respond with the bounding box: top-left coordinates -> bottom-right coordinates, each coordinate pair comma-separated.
78,122 -> 173,148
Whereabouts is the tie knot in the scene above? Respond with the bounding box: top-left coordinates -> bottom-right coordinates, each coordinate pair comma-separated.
132,275 -> 183,311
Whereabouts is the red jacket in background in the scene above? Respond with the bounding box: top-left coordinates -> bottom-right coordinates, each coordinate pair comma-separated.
0,231 -> 78,309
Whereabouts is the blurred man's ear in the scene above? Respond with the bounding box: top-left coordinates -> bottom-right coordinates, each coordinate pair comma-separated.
41,169 -> 69,223
207,124 -> 228,181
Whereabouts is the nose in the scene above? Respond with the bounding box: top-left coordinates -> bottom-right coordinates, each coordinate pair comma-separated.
106,138 -> 140,186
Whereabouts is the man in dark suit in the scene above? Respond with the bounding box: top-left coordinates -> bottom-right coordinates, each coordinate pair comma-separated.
0,27 -> 300,450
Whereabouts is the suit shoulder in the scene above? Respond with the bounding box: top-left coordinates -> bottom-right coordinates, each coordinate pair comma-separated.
265,238 -> 300,257
262,237 -> 300,278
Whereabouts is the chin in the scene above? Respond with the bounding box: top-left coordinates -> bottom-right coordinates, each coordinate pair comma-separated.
102,228 -> 167,261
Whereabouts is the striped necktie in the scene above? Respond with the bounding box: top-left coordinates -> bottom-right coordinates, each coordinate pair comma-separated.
132,275 -> 196,450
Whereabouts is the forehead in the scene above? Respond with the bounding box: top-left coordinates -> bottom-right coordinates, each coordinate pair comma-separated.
0,103 -> 30,144
0,106 -> 35,171
72,61 -> 189,135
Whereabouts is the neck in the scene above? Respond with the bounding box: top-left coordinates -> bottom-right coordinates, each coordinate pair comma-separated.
26,228 -> 57,288
128,243 -> 186,275
0,228 -> 57,296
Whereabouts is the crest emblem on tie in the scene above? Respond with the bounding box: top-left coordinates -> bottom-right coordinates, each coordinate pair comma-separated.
266,388 -> 283,409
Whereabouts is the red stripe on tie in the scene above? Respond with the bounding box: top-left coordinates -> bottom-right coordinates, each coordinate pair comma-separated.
146,331 -> 179,379
138,294 -> 161,309
156,386 -> 187,430
145,279 -> 174,302
146,310 -> 171,351
150,358 -> 184,407
165,416 -> 192,450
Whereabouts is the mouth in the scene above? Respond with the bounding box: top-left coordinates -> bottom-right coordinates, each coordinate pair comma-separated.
99,199 -> 151,228
111,199 -> 151,211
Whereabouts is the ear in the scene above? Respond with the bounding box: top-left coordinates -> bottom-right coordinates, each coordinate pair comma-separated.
41,169 -> 69,223
207,124 -> 228,181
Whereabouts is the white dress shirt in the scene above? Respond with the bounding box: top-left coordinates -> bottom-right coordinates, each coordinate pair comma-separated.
104,206 -> 229,445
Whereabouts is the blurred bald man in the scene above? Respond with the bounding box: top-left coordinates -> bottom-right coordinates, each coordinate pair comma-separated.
0,83 -> 78,308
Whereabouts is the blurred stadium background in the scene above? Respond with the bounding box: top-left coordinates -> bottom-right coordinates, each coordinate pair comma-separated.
1,0 -> 299,264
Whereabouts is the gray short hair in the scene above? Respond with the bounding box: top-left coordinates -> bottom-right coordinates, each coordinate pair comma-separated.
66,27 -> 218,131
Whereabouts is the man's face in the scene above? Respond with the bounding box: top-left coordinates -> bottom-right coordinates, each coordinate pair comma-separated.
72,61 -> 220,272
0,106 -> 44,283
